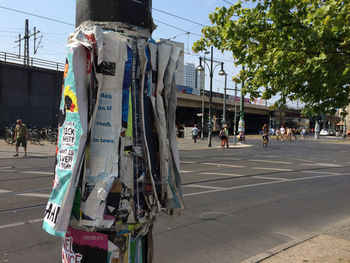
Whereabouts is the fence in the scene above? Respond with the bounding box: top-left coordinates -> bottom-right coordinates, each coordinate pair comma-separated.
0,51 -> 65,71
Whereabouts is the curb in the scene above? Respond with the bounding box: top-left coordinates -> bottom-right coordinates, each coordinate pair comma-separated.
241,233 -> 318,263
241,217 -> 350,263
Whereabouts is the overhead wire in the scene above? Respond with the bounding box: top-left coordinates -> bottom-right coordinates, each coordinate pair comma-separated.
152,7 -> 205,27
0,4 -> 238,68
0,5 -> 75,27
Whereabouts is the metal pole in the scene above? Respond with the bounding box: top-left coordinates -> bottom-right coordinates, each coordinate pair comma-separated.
222,73 -> 227,125
208,46 -> 214,147
76,0 -> 153,32
201,74 -> 205,140
238,66 -> 245,137
233,81 -> 237,146
24,19 -> 29,65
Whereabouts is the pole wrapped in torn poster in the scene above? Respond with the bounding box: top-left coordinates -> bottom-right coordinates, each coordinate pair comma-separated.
43,42 -> 89,237
43,23 -> 184,262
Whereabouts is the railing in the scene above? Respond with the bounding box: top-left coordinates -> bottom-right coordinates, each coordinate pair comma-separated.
0,51 -> 65,71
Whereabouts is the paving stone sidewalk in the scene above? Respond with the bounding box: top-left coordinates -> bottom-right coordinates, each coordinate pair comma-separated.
244,218 -> 350,263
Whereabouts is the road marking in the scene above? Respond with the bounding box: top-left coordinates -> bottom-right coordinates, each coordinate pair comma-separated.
0,222 -> 26,230
253,176 -> 290,181
301,171 -> 340,175
251,167 -> 293,172
199,172 -> 244,177
20,171 -> 53,175
300,163 -> 343,167
18,193 -> 50,198
0,166 -> 13,169
180,161 -> 196,164
249,159 -> 294,165
0,189 -> 50,198
183,184 -> 224,190
201,162 -> 245,168
183,173 -> 350,197
0,219 -> 43,230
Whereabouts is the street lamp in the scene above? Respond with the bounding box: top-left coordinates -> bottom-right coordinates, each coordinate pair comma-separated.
197,46 -> 225,147
219,68 -> 227,125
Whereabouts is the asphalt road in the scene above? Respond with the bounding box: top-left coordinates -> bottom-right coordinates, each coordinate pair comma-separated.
1,138 -> 350,263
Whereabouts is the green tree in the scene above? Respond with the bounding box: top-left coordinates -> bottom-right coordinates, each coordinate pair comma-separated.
193,0 -> 350,116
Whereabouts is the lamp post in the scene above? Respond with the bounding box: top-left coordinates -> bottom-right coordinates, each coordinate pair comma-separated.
201,51 -> 209,140
238,66 -> 245,139
233,81 -> 238,145
222,72 -> 227,125
197,46 -> 225,147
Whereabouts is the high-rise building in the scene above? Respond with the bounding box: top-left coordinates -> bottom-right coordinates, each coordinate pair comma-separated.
184,62 -> 205,95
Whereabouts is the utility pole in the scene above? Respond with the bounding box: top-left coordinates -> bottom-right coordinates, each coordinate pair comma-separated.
14,19 -> 42,64
33,27 -> 42,54
15,34 -> 21,58
24,19 -> 29,65
46,1 -> 182,262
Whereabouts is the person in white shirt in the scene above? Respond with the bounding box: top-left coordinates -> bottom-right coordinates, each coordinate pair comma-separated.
192,124 -> 198,143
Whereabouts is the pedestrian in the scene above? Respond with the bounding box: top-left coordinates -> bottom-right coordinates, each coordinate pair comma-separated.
301,127 -> 306,140
223,124 -> 229,148
292,127 -> 297,140
280,125 -> 285,141
192,124 -> 198,143
219,128 -> 226,147
14,119 -> 28,157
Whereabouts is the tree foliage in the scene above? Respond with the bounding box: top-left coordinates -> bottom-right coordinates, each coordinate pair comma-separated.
193,0 -> 350,116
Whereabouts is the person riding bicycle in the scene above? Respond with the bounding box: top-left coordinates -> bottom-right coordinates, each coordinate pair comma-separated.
262,123 -> 269,143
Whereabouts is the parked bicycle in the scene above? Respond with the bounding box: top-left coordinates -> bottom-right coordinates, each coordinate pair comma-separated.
4,125 -> 15,144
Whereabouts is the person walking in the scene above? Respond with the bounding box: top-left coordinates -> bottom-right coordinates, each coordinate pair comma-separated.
219,127 -> 226,147
223,124 -> 229,148
301,127 -> 306,140
192,124 -> 198,143
14,119 -> 28,157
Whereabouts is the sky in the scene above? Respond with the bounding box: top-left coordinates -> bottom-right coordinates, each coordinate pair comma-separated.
0,0 -> 244,97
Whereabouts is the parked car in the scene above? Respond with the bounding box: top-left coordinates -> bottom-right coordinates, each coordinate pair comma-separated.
320,129 -> 330,136
328,129 -> 336,136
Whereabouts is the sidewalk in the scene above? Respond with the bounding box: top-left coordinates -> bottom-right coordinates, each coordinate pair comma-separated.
244,218 -> 350,263
177,136 -> 253,151
0,139 -> 56,159
0,137 -> 252,158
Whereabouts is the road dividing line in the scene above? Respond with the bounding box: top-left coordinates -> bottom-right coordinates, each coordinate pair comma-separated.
0,219 -> 43,230
180,161 -> 196,164
253,176 -> 290,181
251,167 -> 293,172
0,189 -> 11,194
183,173 -> 350,197
0,166 -> 13,169
0,222 -> 26,230
20,171 -> 53,175
183,184 -> 224,190
301,171 -> 340,175
249,159 -> 294,165
180,170 -> 192,173
18,193 -> 50,198
201,162 -> 245,168
200,172 -> 244,177
300,163 -> 343,167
